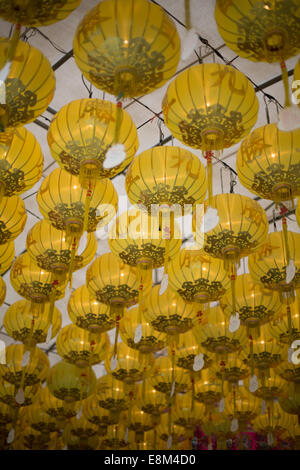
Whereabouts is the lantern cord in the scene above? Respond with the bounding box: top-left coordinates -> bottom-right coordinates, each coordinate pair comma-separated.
282,217 -> 290,265
231,264 -> 237,317
81,74 -> 93,98
286,306 -> 293,337
204,151 -> 213,202
67,236 -> 78,289
48,278 -> 58,326
280,59 -> 291,108
249,336 -> 254,377
229,172 -> 237,194
113,316 -> 120,359
114,100 -> 123,145
184,0 -> 191,30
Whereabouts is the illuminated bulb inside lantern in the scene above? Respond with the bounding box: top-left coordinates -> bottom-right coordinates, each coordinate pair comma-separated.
73,185 -> 78,189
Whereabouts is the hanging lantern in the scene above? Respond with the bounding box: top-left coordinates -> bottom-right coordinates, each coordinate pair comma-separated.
86,253 -> 150,319
275,357 -> 300,394
0,403 -> 15,426
4,299 -> 62,346
47,361 -> 96,403
109,208 -> 181,275
26,220 -> 97,282
201,414 -> 234,450
279,392 -> 300,425
18,404 -> 58,435
56,324 -> 109,368
63,432 -> 99,451
0,240 -> 14,275
0,0 -> 81,26
193,194 -> 268,267
82,394 -> 119,430
0,380 -> 40,408
253,400 -> 293,443
100,424 -> 131,450
173,328 -> 214,375
10,252 -> 66,308
144,285 -> 198,339
149,356 -> 190,396
193,305 -> 247,359
0,276 -> 5,307
221,273 -> 281,338
0,38 -> 56,130
242,324 -> 283,379
156,413 -> 191,448
125,406 -> 155,442
48,98 -> 139,181
268,299 -> 300,345
214,0 -> 300,131
173,392 -> 206,429
37,168 -> 118,236
12,428 -> 64,451
104,341 -> 154,384
0,344 -> 49,389
36,387 -> 78,425
125,146 -> 207,213
168,247 -> 231,304
237,124 -> 300,204
68,285 -> 116,334
0,127 -> 43,200
119,306 -> 167,355
73,0 -> 180,99
212,356 -> 250,390
162,63 -> 258,151
244,369 -> 288,402
136,381 -> 168,418
248,230 -> 300,303
63,415 -> 99,441
0,195 -> 27,245
193,369 -> 223,407
224,386 -> 261,432
96,374 -> 137,421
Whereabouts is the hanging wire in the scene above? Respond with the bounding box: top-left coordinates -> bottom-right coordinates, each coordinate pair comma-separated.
229,171 -> 237,193
272,209 -> 277,231
263,95 -> 271,124
81,74 -> 93,98
158,120 -> 165,144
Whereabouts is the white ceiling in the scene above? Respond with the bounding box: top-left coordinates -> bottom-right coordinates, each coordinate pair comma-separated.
0,0 -> 299,375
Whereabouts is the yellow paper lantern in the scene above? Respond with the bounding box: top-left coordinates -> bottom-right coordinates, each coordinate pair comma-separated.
47,361 -> 96,403
212,356 -> 250,388
173,392 -> 206,429
248,230 -> 300,302
12,428 -> 64,451
0,276 -> 6,307
224,386 -> 261,431
172,328 -> 214,375
48,98 -> 139,182
237,124 -> 300,203
275,356 -> 300,394
109,209 -> 181,270
279,392 -> 300,425
194,305 -> 247,358
0,38 -> 55,130
86,253 -> 150,318
168,247 -> 231,304
0,127 -> 43,200
125,146 -> 207,213
56,324 -> 109,368
244,369 -> 288,402
19,404 -> 58,434
83,394 -> 118,429
119,306 -> 167,354
26,220 -> 97,279
0,0 -> 81,26
68,285 -> 116,334
156,413 -> 190,447
162,63 -> 258,151
0,344 -> 49,388
100,424 -> 130,450
194,369 -> 223,406
36,386 -> 78,424
104,341 -> 154,384
268,299 -> 300,345
0,380 -> 40,408
149,356 -> 190,396
136,381 -> 168,418
0,403 -> 15,426
193,194 -> 268,265
96,374 -> 137,419
126,405 -> 155,441
0,241 -> 14,275
73,0 -> 180,98
253,400 -> 293,439
10,252 -> 66,305
37,168 -> 118,235
215,0 -> 300,63
63,415 -> 99,441
144,285 -> 198,337
4,299 -> 62,346
221,273 -> 281,336
63,432 -> 99,451
0,195 -> 27,244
